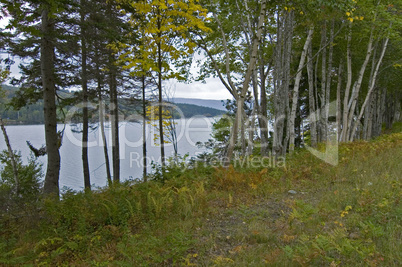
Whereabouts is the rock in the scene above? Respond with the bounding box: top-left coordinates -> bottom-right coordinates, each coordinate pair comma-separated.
288,190 -> 297,195
348,232 -> 360,239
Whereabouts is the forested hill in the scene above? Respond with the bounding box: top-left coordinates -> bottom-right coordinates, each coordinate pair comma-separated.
0,85 -> 225,125
172,98 -> 227,111
174,103 -> 225,117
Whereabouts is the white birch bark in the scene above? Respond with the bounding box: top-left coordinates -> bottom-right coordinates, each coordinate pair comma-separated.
273,9 -> 294,157
226,0 -> 267,162
289,26 -> 314,152
350,37 -> 389,141
341,27 -> 353,142
345,29 -> 374,141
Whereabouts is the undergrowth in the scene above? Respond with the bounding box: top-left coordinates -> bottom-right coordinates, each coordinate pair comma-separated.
0,132 -> 401,266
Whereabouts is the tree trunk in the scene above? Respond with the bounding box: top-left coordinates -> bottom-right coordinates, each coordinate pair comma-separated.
283,11 -> 293,156
95,44 -> 112,186
324,20 -> 334,141
289,26 -> 314,152
226,0 -> 267,163
379,87 -> 386,133
345,30 -> 374,141
252,66 -> 268,156
246,107 -> 255,156
99,97 -> 112,186
350,37 -> 389,141
307,40 -> 317,147
142,75 -> 147,181
157,8 -> 165,169
363,94 -> 372,140
363,47 -> 378,140
41,7 -> 60,197
273,9 -> 293,157
336,61 -> 343,142
109,56 -> 119,183
226,98 -> 241,164
241,109 -> 246,156
320,21 -> 327,142
314,50 -> 321,142
258,63 -> 269,156
372,88 -> 384,137
341,27 -> 353,142
81,1 -> 90,191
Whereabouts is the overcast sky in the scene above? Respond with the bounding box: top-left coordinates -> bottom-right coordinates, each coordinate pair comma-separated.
3,55 -> 232,101
172,53 -> 233,100
171,78 -> 232,100
6,65 -> 232,101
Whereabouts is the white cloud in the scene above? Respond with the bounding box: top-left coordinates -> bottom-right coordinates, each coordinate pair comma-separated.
173,78 -> 232,100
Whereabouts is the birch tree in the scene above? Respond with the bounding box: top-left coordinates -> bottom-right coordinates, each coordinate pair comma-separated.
288,26 -> 314,152
196,0 -> 268,162
273,7 -> 294,157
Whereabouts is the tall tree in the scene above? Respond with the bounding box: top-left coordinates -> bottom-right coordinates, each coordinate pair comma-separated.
197,0 -> 268,162
273,7 -> 294,157
288,26 -> 314,152
41,4 -> 60,196
117,0 -> 210,169
1,0 -> 86,196
80,0 -> 91,190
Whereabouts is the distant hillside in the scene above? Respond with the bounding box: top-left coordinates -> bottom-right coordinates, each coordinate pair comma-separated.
0,85 -> 45,124
174,103 -> 225,117
172,98 -> 228,111
0,85 -> 225,124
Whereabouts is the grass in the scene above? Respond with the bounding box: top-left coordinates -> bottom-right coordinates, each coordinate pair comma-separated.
0,132 -> 401,266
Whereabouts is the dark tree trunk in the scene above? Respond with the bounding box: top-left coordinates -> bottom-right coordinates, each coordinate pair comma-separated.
98,85 -> 112,186
109,59 -> 120,183
142,75 -> 147,181
157,9 -> 165,169
259,64 -> 269,156
41,7 -> 60,197
273,10 -> 293,157
94,38 -> 112,186
307,40 -> 317,147
81,0 -> 90,190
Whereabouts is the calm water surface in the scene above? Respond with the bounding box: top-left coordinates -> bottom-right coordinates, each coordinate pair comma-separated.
0,117 -> 215,191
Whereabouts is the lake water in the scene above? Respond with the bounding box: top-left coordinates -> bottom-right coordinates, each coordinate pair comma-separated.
0,117 -> 216,191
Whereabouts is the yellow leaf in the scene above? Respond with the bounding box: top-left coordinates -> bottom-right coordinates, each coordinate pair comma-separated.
346,11 -> 351,16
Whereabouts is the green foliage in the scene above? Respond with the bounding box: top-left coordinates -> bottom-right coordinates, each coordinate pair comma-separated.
116,0 -> 211,79
212,115 -> 232,143
196,114 -> 233,157
0,150 -> 43,213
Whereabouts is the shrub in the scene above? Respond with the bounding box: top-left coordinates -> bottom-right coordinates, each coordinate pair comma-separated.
0,150 -> 43,215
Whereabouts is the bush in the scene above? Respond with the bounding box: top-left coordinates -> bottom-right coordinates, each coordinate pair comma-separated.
0,150 -> 43,215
